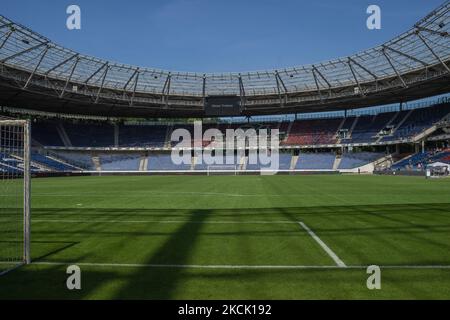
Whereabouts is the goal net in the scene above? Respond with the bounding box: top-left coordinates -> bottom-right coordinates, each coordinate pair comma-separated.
0,120 -> 31,276
207,165 -> 238,176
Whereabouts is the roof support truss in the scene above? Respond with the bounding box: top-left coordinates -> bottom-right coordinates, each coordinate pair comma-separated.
416,26 -> 449,37
123,68 -> 139,91
312,66 -> 331,96
347,59 -> 365,96
23,45 -> 49,89
59,57 -> 79,98
274,71 -> 287,106
130,70 -> 139,107
84,61 -> 109,85
382,44 -> 428,66
162,73 -> 171,105
311,68 -> 323,102
381,49 -> 408,87
312,66 -> 332,101
95,64 -> 109,103
347,57 -> 378,80
416,31 -> 450,72
0,22 -> 14,30
202,74 -> 206,104
1,42 -> 48,63
0,29 -> 13,50
44,53 -> 78,76
238,75 -> 246,107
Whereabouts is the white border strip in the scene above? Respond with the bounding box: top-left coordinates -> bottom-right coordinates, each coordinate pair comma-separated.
299,221 -> 347,268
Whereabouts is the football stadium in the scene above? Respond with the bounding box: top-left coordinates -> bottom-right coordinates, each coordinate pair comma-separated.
1,1 -> 450,301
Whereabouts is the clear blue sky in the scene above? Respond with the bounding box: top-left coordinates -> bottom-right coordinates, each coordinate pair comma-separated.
1,0 -> 445,73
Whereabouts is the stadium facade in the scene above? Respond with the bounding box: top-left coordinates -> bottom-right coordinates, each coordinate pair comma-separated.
0,2 -> 449,175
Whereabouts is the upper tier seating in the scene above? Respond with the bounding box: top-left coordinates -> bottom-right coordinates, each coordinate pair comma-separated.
283,118 -> 341,146
382,103 -> 450,141
64,123 -> 114,147
119,125 -> 166,147
346,112 -> 395,143
32,122 -> 64,146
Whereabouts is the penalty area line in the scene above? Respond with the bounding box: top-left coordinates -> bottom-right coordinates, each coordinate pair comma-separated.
298,221 -> 347,268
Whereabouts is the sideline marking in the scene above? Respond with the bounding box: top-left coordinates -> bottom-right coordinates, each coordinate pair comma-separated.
298,221 -> 347,268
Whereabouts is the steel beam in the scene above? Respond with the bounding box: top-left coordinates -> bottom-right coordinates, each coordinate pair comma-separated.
123,68 -> 139,90
347,57 -> 378,80
95,65 -> 109,103
312,66 -> 332,89
59,57 -> 79,98
311,68 -> 323,102
1,42 -> 48,63
382,44 -> 428,66
130,70 -> 140,107
416,26 -> 449,37
162,73 -> 171,105
0,29 -> 13,50
0,22 -> 14,30
44,52 -> 78,76
238,74 -> 246,108
347,59 -> 364,96
274,71 -> 287,106
416,31 -> 450,72
84,61 -> 109,85
382,49 -> 407,87
23,45 -> 49,89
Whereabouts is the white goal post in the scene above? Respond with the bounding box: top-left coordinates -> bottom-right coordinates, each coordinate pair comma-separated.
207,165 -> 238,176
0,119 -> 31,275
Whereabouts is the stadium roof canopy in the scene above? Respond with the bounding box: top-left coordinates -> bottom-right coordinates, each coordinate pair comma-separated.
0,2 -> 449,118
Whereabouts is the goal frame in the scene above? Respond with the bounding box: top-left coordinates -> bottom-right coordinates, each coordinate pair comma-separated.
206,165 -> 238,176
0,119 -> 31,270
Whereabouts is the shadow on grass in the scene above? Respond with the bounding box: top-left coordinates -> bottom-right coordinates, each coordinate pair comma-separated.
2,202 -> 450,298
22,202 -> 450,218
112,209 -> 209,299
0,253 -> 123,299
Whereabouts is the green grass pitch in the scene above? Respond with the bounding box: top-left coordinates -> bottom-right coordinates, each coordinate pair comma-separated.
1,174 -> 450,299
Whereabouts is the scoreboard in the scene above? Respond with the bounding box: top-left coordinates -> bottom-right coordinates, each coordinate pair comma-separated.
205,95 -> 242,116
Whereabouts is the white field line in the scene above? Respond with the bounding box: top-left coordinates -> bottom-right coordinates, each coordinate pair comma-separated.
298,221 -> 347,268
30,219 -> 298,224
1,261 -> 450,270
